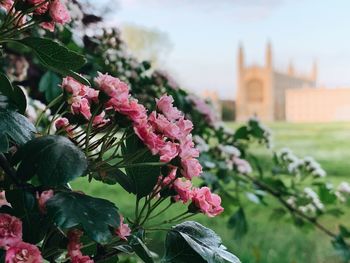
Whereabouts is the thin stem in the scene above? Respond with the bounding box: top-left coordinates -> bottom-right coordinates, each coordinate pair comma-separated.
241,173 -> 338,239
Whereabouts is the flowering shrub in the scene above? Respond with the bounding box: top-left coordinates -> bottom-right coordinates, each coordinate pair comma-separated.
0,1 -> 240,262
1,1 -> 350,262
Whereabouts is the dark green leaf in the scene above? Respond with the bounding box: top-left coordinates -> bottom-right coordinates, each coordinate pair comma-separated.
0,133 -> 9,153
0,108 -> 36,146
46,192 -> 120,244
95,166 -> 133,193
12,38 -> 90,86
39,71 -> 62,102
0,73 -> 27,114
164,221 -> 240,263
129,235 -> 154,263
19,37 -> 85,71
123,133 -> 160,198
227,208 -> 248,239
14,135 -> 87,185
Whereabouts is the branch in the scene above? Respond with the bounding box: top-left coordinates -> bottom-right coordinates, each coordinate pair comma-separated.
241,173 -> 338,239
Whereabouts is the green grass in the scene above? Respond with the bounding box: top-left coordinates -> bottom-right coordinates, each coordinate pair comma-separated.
71,122 -> 350,263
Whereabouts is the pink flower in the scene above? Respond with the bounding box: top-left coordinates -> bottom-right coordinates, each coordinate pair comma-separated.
71,97 -> 91,120
173,178 -> 192,203
162,167 -> 177,186
37,190 -> 54,213
5,242 -> 43,263
94,72 -> 129,102
149,112 -> 181,140
55,117 -> 69,130
61,77 -> 87,96
67,229 -> 83,258
92,111 -> 109,127
115,215 -> 131,241
71,255 -> 94,263
0,0 -> 13,12
179,135 -> 199,160
49,0 -> 71,24
66,229 -> 94,262
83,87 -> 99,103
40,22 -> 55,32
156,95 -> 182,121
118,100 -> 147,124
191,187 -> 224,217
181,158 -> 202,179
159,141 -> 179,163
0,214 -> 22,248
176,117 -> 193,139
27,0 -> 49,14
134,123 -> 164,155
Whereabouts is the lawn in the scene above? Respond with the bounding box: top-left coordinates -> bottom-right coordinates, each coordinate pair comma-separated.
71,122 -> 350,263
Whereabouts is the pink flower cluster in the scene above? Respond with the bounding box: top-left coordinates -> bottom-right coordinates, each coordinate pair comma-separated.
94,73 -> 201,180
158,173 -> 224,217
0,0 -> 70,32
0,213 -> 43,263
115,215 -> 131,240
135,95 -> 202,179
55,76 -> 109,130
58,73 -> 223,218
67,229 -> 94,263
28,0 -> 71,32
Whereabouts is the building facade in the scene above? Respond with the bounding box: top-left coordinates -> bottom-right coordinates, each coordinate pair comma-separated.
286,88 -> 350,122
236,43 -> 317,122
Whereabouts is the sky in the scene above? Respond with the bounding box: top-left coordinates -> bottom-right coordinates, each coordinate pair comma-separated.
101,0 -> 350,99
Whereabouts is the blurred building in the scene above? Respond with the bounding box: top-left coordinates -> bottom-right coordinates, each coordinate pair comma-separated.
236,42 -> 317,122
286,88 -> 350,122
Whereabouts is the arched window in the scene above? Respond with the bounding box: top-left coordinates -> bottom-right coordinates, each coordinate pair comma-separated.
246,79 -> 263,102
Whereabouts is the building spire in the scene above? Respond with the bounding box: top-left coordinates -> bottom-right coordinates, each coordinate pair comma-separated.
238,42 -> 244,72
266,41 -> 273,70
288,60 -> 294,75
311,59 -> 317,83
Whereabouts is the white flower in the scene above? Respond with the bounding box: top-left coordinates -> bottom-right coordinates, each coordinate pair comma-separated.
233,157 -> 252,174
193,135 -> 209,153
218,144 -> 241,157
338,182 -> 350,194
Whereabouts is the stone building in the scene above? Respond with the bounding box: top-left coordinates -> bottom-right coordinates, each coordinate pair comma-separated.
286,88 -> 350,122
236,42 -> 317,122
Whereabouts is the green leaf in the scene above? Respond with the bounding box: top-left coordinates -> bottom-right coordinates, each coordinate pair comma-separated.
0,73 -> 27,114
0,133 -> 9,153
39,71 -> 62,102
14,135 -> 87,185
0,108 -> 36,146
12,37 -> 90,86
129,235 -> 154,263
227,208 -> 248,239
163,221 -> 240,263
46,192 -> 120,244
123,133 -> 160,198
95,166 -> 134,193
20,37 -> 85,70
318,184 -> 337,205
